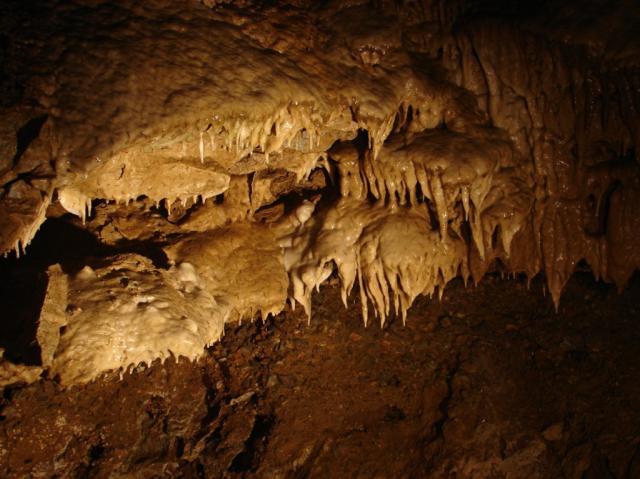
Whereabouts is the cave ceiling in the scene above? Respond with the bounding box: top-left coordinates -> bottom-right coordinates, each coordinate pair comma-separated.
0,0 -> 639,385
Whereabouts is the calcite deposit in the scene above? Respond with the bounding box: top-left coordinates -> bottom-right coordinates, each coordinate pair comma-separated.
0,0 -> 639,384
38,255 -> 227,385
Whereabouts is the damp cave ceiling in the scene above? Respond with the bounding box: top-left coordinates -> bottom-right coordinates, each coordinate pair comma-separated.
0,0 -> 639,385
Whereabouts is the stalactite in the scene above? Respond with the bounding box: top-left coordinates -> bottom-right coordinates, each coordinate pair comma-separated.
1,0 -> 638,388
283,198 -> 469,325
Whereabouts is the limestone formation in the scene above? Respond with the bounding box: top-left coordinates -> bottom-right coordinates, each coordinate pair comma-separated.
38,255 -> 227,385
0,0 -> 639,385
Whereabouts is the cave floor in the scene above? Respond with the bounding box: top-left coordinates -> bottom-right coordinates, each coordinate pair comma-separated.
1,272 -> 640,478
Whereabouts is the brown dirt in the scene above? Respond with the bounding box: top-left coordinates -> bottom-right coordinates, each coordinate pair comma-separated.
1,267 -> 640,478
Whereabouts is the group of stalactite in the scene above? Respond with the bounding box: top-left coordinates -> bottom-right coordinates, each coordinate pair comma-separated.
0,0 -> 639,386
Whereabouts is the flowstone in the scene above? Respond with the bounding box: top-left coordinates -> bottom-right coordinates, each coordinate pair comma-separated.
38,255 -> 226,385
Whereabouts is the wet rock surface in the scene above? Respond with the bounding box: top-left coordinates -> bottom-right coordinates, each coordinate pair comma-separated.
1,272 -> 639,478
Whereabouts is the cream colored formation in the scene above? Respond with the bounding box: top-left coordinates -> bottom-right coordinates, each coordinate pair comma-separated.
39,256 -> 227,385
284,197 -> 469,326
0,0 -> 639,385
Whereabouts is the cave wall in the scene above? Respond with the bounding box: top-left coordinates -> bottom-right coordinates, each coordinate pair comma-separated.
0,0 -> 639,385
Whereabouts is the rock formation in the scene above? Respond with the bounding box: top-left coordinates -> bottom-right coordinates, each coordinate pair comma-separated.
0,0 -> 638,384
